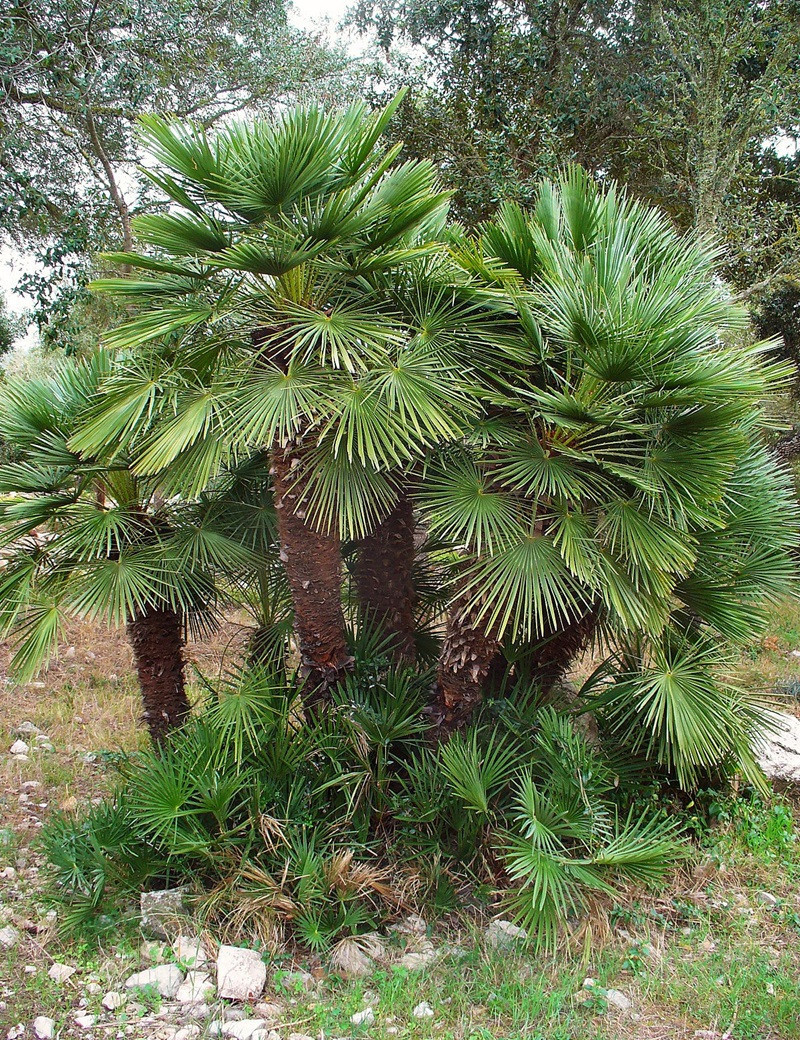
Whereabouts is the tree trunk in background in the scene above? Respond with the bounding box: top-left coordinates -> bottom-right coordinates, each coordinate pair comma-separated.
430,591 -> 500,737
353,494 -> 416,664
126,606 -> 189,745
271,438 -> 351,706
524,606 -> 600,695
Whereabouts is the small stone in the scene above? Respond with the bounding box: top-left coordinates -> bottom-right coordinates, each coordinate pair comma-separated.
74,1014 -> 97,1030
250,1033 -> 280,1040
757,891 -> 778,906
288,1034 -> 315,1040
485,919 -> 528,949
48,962 -> 77,982
125,964 -> 184,999
139,887 -> 189,940
172,935 -> 209,968
217,945 -> 266,1002
7,1025 -> 24,1040
33,1018 -> 55,1040
220,1022 -> 267,1040
0,926 -> 19,949
174,1029 -> 201,1040
175,971 -> 215,1004
14,723 -> 41,737
24,965 -> 36,975
605,989 -> 631,1012
412,1002 -> 434,1019
9,740 -> 28,755
85,983 -> 101,996
350,1008 -> 375,1027
102,991 -> 127,1011
252,1003 -> 283,1023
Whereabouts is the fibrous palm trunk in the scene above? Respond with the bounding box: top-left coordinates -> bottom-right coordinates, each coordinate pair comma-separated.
353,494 -> 416,664
126,606 -> 190,745
431,600 -> 599,737
271,438 -> 352,705
430,590 -> 500,736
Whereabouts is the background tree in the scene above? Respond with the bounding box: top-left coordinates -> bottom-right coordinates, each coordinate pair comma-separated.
0,0 -> 354,348
351,0 -> 800,294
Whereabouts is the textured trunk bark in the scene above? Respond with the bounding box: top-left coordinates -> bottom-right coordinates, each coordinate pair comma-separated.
353,494 -> 416,664
126,606 -> 189,745
526,607 -> 599,694
271,438 -> 351,706
430,591 -> 501,736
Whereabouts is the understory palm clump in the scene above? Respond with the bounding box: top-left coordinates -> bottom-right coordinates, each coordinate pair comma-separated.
42,642 -> 680,950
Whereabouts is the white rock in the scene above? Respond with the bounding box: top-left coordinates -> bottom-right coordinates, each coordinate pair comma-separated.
172,934 -> 209,968
216,945 -> 266,1001
0,926 -> 19,949
85,983 -> 101,996
605,988 -> 632,1012
412,1001 -> 434,1019
175,971 -> 215,1004
33,1018 -> 54,1040
174,1029 -> 201,1040
9,740 -> 28,756
48,962 -> 76,982
485,919 -> 528,949
757,890 -> 778,906
398,949 -> 437,970
220,1022 -> 267,1040
350,1008 -> 375,1027
249,1033 -> 280,1040
139,887 -> 189,940
73,1014 -> 97,1029
125,964 -> 184,999
288,1034 -> 315,1040
756,711 -> 800,782
102,991 -> 126,1010
0,867 -> 16,880
7,1025 -> 24,1040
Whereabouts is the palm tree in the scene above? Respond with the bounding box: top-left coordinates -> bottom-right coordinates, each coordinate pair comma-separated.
78,95 -> 485,701
0,354 -> 251,743
420,170 -> 797,779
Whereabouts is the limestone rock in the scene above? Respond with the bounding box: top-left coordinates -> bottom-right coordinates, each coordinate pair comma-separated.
176,971 -> 215,1004
47,962 -> 76,982
412,1001 -> 434,1019
140,887 -> 189,940
605,988 -> 631,1012
350,1008 -> 375,1027
125,963 -> 184,999
73,1014 -> 97,1030
757,891 -> 778,906
216,945 -> 266,1002
32,1018 -> 54,1040
485,919 -> 528,949
9,740 -> 28,756
0,926 -> 19,949
220,1021 -> 267,1040
172,934 -> 210,968
102,991 -> 126,1011
755,711 -> 800,782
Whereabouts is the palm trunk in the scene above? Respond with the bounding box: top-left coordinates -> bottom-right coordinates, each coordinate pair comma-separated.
525,607 -> 599,694
430,591 -> 500,736
126,606 -> 189,745
353,494 -> 416,664
271,438 -> 351,706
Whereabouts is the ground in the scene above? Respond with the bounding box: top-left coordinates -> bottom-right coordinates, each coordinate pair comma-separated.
1,611 -> 799,1040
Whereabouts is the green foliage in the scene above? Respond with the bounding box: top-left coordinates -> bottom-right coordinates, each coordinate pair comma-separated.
41,652 -> 682,951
